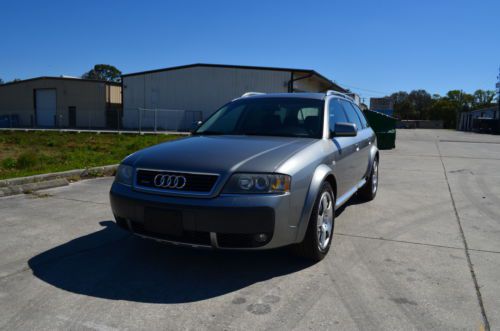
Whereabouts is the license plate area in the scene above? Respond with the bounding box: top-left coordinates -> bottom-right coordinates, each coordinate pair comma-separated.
144,208 -> 183,236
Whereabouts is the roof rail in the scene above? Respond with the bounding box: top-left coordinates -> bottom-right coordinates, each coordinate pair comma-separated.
326,90 -> 354,101
241,92 -> 265,98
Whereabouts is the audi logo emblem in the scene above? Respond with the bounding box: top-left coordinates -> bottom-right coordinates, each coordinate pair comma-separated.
153,174 -> 187,189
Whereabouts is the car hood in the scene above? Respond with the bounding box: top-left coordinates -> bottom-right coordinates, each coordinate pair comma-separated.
129,135 -> 316,175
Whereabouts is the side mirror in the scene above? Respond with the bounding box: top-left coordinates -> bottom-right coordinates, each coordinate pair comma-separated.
331,122 -> 357,137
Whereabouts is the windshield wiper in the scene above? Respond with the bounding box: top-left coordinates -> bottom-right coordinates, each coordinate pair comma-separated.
240,132 -> 307,138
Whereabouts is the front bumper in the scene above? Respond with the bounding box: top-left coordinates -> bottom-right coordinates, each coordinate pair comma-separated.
110,182 -> 298,249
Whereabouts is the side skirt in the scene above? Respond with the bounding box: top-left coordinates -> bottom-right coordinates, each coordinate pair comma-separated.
335,178 -> 366,210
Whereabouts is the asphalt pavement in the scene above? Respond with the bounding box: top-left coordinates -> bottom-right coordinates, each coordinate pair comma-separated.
1,129 -> 499,330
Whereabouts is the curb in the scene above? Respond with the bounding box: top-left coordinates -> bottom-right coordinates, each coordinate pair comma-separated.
0,164 -> 118,198
0,128 -> 191,136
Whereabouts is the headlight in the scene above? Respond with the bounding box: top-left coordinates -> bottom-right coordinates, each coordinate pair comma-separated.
114,164 -> 134,186
223,173 -> 291,194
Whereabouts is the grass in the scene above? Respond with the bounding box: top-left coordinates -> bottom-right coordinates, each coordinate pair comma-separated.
0,131 -> 183,180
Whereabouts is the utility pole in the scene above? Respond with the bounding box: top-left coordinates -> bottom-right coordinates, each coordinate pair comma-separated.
497,66 -> 500,115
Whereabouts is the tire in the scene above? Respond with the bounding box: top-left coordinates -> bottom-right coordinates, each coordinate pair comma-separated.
358,156 -> 378,201
292,182 -> 335,262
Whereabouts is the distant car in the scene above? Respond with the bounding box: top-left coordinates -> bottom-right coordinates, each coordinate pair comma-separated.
110,91 -> 379,261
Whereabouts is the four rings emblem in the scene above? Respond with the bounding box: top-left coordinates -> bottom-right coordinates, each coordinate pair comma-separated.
153,174 -> 187,189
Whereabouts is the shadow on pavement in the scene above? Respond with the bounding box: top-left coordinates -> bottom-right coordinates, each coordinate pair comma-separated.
335,194 -> 365,217
28,221 -> 313,304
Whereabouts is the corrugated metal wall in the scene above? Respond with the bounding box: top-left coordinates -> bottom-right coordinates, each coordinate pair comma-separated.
459,107 -> 499,131
122,66 -> 291,128
0,79 -> 121,128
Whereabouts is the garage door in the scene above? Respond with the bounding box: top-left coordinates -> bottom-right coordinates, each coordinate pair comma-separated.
36,89 -> 56,127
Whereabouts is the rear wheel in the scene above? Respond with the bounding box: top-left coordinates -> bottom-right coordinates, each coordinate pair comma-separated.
292,182 -> 335,261
359,157 -> 378,201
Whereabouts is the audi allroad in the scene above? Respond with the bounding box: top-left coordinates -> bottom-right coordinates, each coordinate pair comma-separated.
110,91 -> 379,261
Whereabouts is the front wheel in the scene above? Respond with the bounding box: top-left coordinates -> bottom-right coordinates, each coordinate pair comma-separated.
292,182 -> 335,261
358,157 -> 378,201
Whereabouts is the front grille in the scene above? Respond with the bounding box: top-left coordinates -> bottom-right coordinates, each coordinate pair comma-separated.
135,169 -> 219,193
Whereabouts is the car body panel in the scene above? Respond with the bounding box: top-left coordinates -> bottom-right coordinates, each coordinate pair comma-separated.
130,135 -> 316,175
350,128 -> 373,185
330,137 -> 359,197
127,135 -> 317,198
110,181 -> 297,249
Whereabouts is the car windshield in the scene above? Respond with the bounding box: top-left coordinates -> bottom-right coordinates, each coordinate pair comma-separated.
195,97 -> 325,138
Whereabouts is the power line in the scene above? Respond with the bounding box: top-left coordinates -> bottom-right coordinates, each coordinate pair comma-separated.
334,81 -> 390,95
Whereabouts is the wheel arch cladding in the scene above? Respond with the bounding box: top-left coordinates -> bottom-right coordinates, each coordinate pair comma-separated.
366,145 -> 379,177
295,164 -> 336,243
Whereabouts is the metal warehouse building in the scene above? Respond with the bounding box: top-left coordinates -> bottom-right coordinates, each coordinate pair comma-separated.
0,77 -> 121,128
121,63 -> 345,130
458,105 -> 500,132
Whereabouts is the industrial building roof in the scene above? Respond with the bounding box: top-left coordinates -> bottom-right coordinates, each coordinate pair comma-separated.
0,76 -> 121,87
121,63 -> 345,92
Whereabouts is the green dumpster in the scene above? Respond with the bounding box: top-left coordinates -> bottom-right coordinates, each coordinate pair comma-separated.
363,110 -> 396,150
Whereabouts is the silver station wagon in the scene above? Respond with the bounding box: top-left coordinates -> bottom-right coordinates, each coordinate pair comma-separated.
110,91 -> 379,261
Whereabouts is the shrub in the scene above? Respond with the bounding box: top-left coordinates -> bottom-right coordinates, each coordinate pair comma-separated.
2,157 -> 17,169
16,151 -> 38,169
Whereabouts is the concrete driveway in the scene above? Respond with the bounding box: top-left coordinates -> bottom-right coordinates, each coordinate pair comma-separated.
1,129 -> 499,330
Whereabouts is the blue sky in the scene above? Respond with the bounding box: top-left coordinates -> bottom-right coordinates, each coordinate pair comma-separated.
1,0 -> 498,101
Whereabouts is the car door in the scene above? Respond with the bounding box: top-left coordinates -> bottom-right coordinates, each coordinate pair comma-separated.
338,99 -> 367,184
328,98 -> 359,197
350,102 -> 375,177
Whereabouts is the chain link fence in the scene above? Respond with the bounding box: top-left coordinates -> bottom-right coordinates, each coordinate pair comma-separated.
123,108 -> 203,132
0,114 -> 20,128
0,108 -> 203,133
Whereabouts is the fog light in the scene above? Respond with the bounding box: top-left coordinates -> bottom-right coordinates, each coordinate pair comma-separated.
254,233 -> 268,243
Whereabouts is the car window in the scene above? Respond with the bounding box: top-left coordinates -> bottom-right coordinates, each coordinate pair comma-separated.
340,100 -> 363,130
196,97 -> 325,138
200,104 -> 245,132
352,103 -> 368,128
328,98 -> 348,131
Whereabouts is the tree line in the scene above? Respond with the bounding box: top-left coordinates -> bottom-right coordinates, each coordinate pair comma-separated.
387,89 -> 496,128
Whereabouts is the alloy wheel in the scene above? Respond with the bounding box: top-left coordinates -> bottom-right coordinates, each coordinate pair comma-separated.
316,191 -> 334,251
